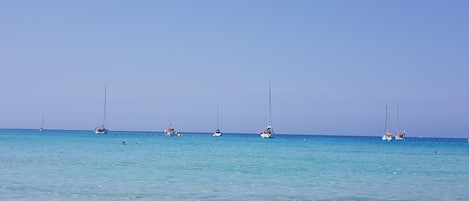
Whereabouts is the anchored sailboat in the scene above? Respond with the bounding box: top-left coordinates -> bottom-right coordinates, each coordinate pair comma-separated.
395,104 -> 406,140
95,85 -> 108,134
381,104 -> 393,141
213,100 -> 222,137
165,121 -> 182,137
39,114 -> 45,132
260,83 -> 274,138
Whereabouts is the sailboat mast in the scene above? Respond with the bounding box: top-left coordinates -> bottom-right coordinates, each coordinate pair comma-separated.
397,103 -> 400,132
384,104 -> 388,133
104,85 -> 107,128
42,114 -> 45,128
216,99 -> 220,130
268,83 -> 272,126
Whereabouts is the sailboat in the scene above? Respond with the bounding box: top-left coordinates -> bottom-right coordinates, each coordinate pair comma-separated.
164,121 -> 182,137
39,114 -> 45,132
213,100 -> 222,137
94,85 -> 108,134
395,104 -> 406,140
260,83 -> 274,138
381,104 -> 393,141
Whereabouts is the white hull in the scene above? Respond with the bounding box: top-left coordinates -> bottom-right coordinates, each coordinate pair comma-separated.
95,128 -> 108,134
213,132 -> 222,137
260,133 -> 273,138
164,129 -> 182,137
395,130 -> 405,140
95,125 -> 108,134
165,132 -> 176,136
395,135 -> 405,140
382,132 -> 393,141
260,125 -> 274,138
39,128 -> 44,132
95,130 -> 107,134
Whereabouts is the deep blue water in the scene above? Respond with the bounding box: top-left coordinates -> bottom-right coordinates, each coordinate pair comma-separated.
1,129 -> 468,201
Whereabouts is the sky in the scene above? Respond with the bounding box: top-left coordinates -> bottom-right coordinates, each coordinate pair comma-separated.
1,0 -> 468,138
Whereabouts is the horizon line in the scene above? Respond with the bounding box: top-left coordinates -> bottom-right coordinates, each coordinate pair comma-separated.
0,127 -> 467,140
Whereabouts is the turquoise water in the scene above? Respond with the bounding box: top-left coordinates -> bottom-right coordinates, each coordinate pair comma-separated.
1,129 -> 468,201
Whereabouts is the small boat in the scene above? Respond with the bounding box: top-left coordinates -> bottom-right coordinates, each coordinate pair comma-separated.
95,85 -> 108,134
260,125 -> 274,138
164,122 -> 182,136
381,104 -> 393,141
94,126 -> 107,134
260,83 -> 274,138
394,104 -> 405,140
39,114 -> 45,132
213,100 -> 222,137
213,129 -> 222,137
395,131 -> 405,140
382,132 -> 393,141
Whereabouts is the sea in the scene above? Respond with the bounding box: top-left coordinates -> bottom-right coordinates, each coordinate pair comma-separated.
1,129 -> 468,201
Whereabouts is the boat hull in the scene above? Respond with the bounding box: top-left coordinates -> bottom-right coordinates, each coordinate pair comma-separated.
95,128 -> 108,134
165,130 -> 182,137
213,132 -> 222,137
260,133 -> 273,138
260,125 -> 274,138
395,135 -> 405,140
382,133 -> 393,141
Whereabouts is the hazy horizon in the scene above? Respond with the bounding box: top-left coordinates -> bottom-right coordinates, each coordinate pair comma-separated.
1,1 -> 468,138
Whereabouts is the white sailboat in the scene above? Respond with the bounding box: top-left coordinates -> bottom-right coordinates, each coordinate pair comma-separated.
95,85 -> 108,134
213,100 -> 222,137
260,83 -> 274,138
39,114 -> 45,132
395,104 -> 405,140
165,121 -> 182,137
381,104 -> 393,141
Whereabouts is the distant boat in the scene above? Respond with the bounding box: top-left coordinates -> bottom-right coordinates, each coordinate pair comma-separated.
260,83 -> 274,138
165,121 -> 182,137
39,114 -> 45,132
213,129 -> 222,137
395,104 -> 405,140
95,85 -> 108,134
213,100 -> 222,137
381,104 -> 393,141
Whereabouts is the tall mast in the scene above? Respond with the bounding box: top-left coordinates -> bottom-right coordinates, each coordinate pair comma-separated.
104,85 -> 107,128
397,103 -> 400,132
42,114 -> 45,128
216,99 -> 220,130
268,82 -> 272,126
384,104 -> 388,133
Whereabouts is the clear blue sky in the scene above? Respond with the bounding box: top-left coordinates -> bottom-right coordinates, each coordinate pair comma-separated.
1,0 -> 468,137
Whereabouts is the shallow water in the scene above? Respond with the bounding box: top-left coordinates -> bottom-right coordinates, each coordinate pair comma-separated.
1,129 -> 468,201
